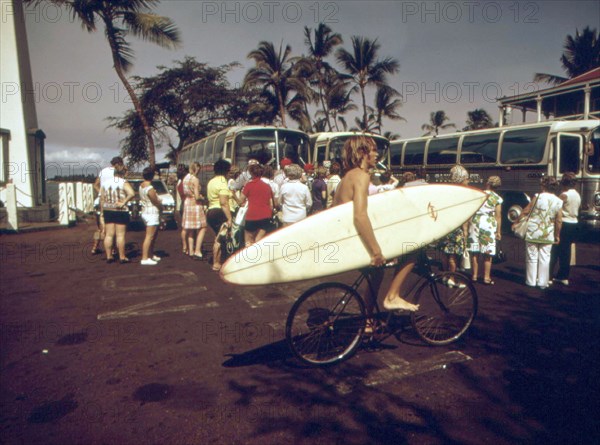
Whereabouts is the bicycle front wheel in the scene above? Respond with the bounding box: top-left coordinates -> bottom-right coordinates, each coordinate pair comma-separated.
286,282 -> 366,366
410,272 -> 477,345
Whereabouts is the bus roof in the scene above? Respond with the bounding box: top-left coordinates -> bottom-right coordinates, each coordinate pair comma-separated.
309,131 -> 389,143
391,119 -> 600,144
182,126 -> 308,150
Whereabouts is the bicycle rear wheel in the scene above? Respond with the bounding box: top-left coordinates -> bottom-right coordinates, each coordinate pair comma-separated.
286,282 -> 366,365
410,272 -> 477,345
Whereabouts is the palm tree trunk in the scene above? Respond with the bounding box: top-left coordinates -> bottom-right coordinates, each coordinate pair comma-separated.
303,101 -> 313,133
360,84 -> 368,131
317,75 -> 332,131
277,89 -> 287,127
104,21 -> 156,168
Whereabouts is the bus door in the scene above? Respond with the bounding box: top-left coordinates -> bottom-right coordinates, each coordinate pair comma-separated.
314,143 -> 327,166
553,133 -> 583,178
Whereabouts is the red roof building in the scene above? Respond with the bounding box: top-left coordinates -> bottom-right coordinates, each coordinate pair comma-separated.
498,67 -> 600,126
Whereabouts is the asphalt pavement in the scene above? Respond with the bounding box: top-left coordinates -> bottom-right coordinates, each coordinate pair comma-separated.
1,216 -> 599,444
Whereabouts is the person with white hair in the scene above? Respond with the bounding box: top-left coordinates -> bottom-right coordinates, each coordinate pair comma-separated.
278,163 -> 312,226
437,165 -> 470,285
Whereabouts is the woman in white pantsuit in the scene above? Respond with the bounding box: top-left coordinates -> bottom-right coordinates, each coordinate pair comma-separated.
514,176 -> 563,289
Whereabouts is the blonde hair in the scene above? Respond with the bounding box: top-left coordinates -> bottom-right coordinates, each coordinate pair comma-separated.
190,162 -> 201,175
341,136 -> 376,171
450,165 -> 469,184
315,166 -> 327,179
487,176 -> 501,188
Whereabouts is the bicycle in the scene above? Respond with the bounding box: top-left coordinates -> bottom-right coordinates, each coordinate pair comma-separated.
285,250 -> 478,366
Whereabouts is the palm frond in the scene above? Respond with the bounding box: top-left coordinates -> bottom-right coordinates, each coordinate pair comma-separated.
121,12 -> 180,49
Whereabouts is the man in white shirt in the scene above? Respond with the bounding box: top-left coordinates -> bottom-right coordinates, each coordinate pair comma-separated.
326,162 -> 341,208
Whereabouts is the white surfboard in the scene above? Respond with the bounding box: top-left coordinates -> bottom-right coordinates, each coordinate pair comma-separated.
220,184 -> 486,285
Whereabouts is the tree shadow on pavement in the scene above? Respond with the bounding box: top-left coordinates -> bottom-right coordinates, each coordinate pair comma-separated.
218,254 -> 600,444
222,339 -> 295,369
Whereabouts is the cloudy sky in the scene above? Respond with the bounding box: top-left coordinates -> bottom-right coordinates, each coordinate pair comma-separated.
21,0 -> 599,173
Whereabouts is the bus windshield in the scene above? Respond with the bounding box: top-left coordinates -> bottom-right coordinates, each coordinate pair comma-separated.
279,131 -> 310,165
234,129 -> 309,168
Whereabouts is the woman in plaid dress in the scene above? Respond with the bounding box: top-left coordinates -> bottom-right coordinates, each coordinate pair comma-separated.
182,162 -> 207,260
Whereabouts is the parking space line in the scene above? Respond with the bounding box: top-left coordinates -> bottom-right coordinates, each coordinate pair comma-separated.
98,271 -> 216,320
102,271 -> 197,292
98,301 -> 219,320
333,351 -> 473,394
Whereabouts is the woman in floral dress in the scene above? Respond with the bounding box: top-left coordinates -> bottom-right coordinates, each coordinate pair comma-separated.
467,176 -> 503,284
438,165 -> 470,286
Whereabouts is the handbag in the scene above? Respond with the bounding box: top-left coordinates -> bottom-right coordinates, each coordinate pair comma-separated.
512,218 -> 528,239
512,195 -> 538,239
234,203 -> 248,227
461,250 -> 471,270
493,243 -> 507,264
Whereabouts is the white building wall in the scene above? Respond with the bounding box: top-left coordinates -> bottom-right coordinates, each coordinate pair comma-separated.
0,0 -> 40,207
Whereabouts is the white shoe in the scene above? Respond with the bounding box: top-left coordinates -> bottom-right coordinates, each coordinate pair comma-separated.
141,259 -> 158,266
152,256 -> 161,262
445,278 -> 466,289
555,279 -> 569,286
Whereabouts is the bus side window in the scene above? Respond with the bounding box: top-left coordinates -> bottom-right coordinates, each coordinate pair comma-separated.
500,127 -> 549,164
390,142 -> 403,167
461,133 -> 499,164
427,137 -> 459,165
214,132 -> 226,161
403,141 -> 425,166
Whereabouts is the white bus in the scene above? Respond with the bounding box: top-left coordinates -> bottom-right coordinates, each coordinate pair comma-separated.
178,125 -> 310,186
309,132 -> 390,169
385,120 -> 600,230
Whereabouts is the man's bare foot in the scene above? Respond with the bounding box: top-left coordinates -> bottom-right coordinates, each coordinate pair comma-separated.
383,297 -> 419,312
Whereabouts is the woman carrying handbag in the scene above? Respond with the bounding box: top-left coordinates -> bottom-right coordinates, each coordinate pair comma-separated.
513,176 -> 563,289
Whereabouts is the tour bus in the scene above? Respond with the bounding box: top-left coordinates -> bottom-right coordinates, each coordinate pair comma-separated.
385,120 -> 600,231
178,126 -> 310,187
309,132 -> 390,170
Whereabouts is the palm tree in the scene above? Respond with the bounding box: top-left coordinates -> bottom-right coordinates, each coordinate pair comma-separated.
26,0 -> 181,169
534,27 -> 600,85
302,23 -> 343,131
421,111 -> 456,136
322,74 -> 357,131
244,41 -> 300,127
464,108 -> 494,130
336,36 -> 399,130
368,85 -> 405,134
383,131 -> 400,141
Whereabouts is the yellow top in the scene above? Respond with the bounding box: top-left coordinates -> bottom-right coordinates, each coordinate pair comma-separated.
207,175 -> 233,210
